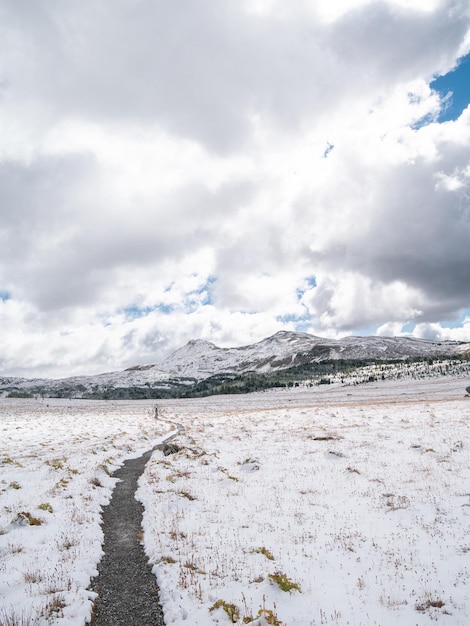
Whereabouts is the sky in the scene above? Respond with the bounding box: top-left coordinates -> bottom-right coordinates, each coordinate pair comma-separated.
1,0 -> 470,379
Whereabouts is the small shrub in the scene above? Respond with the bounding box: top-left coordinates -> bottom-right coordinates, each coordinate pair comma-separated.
183,561 -> 205,574
23,569 -> 43,584
8,543 -> 24,554
256,607 -> 283,625
9,482 -> 21,490
209,599 -> 240,623
41,575 -> 71,595
255,546 -> 275,561
98,463 -> 111,476
54,478 -> 69,489
415,596 -> 445,612
89,477 -> 102,488
268,571 -> 301,593
37,503 -> 53,514
159,556 -> 176,564
2,457 -> 23,468
42,594 -> 66,618
169,530 -> 186,540
249,596 -> 284,625
166,470 -> 191,483
46,458 -> 65,470
17,511 -> 43,526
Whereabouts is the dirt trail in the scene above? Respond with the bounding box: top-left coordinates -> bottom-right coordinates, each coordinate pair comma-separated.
90,450 -> 165,626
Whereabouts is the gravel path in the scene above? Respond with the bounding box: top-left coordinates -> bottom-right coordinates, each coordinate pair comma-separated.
90,450 -> 165,626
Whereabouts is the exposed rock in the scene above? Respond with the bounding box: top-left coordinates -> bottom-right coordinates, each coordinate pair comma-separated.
241,457 -> 261,472
162,443 -> 181,456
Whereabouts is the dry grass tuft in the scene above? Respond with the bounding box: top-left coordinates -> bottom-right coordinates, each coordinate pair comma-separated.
0,607 -> 33,626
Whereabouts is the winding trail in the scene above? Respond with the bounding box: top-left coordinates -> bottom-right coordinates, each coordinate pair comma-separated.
90,449 -> 165,626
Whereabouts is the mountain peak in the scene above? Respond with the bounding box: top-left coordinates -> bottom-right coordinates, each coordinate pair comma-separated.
268,330 -> 319,342
186,339 -> 217,349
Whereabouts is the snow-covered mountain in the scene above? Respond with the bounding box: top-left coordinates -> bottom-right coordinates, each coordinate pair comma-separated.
1,331 -> 469,398
157,331 -> 470,378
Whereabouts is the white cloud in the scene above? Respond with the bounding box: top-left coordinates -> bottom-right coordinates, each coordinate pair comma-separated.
0,0 -> 469,376
413,318 -> 470,341
301,273 -> 424,332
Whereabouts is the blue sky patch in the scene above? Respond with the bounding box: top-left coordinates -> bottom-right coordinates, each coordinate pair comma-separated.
296,276 -> 317,300
411,111 -> 435,131
122,304 -> 175,319
122,305 -> 155,319
276,307 -> 313,332
430,53 -> 470,123
188,275 -> 216,307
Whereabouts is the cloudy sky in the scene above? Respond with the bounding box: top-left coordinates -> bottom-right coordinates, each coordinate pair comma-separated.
1,0 -> 470,378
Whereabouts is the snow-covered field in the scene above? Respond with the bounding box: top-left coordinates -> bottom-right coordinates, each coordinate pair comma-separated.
1,377 -> 469,625
0,400 -> 174,624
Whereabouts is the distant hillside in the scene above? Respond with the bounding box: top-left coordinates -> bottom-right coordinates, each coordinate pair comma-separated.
1,331 -> 469,399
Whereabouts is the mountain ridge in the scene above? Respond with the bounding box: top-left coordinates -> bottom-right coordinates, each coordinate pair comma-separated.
1,331 -> 469,398
153,330 -> 470,378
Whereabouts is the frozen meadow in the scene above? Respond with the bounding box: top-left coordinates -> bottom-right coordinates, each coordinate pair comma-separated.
1,377 -> 469,625
0,400 -> 175,624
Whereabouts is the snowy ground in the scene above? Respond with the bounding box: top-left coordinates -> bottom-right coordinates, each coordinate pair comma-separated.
1,377 -> 469,625
140,378 -> 470,626
0,399 -> 174,625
